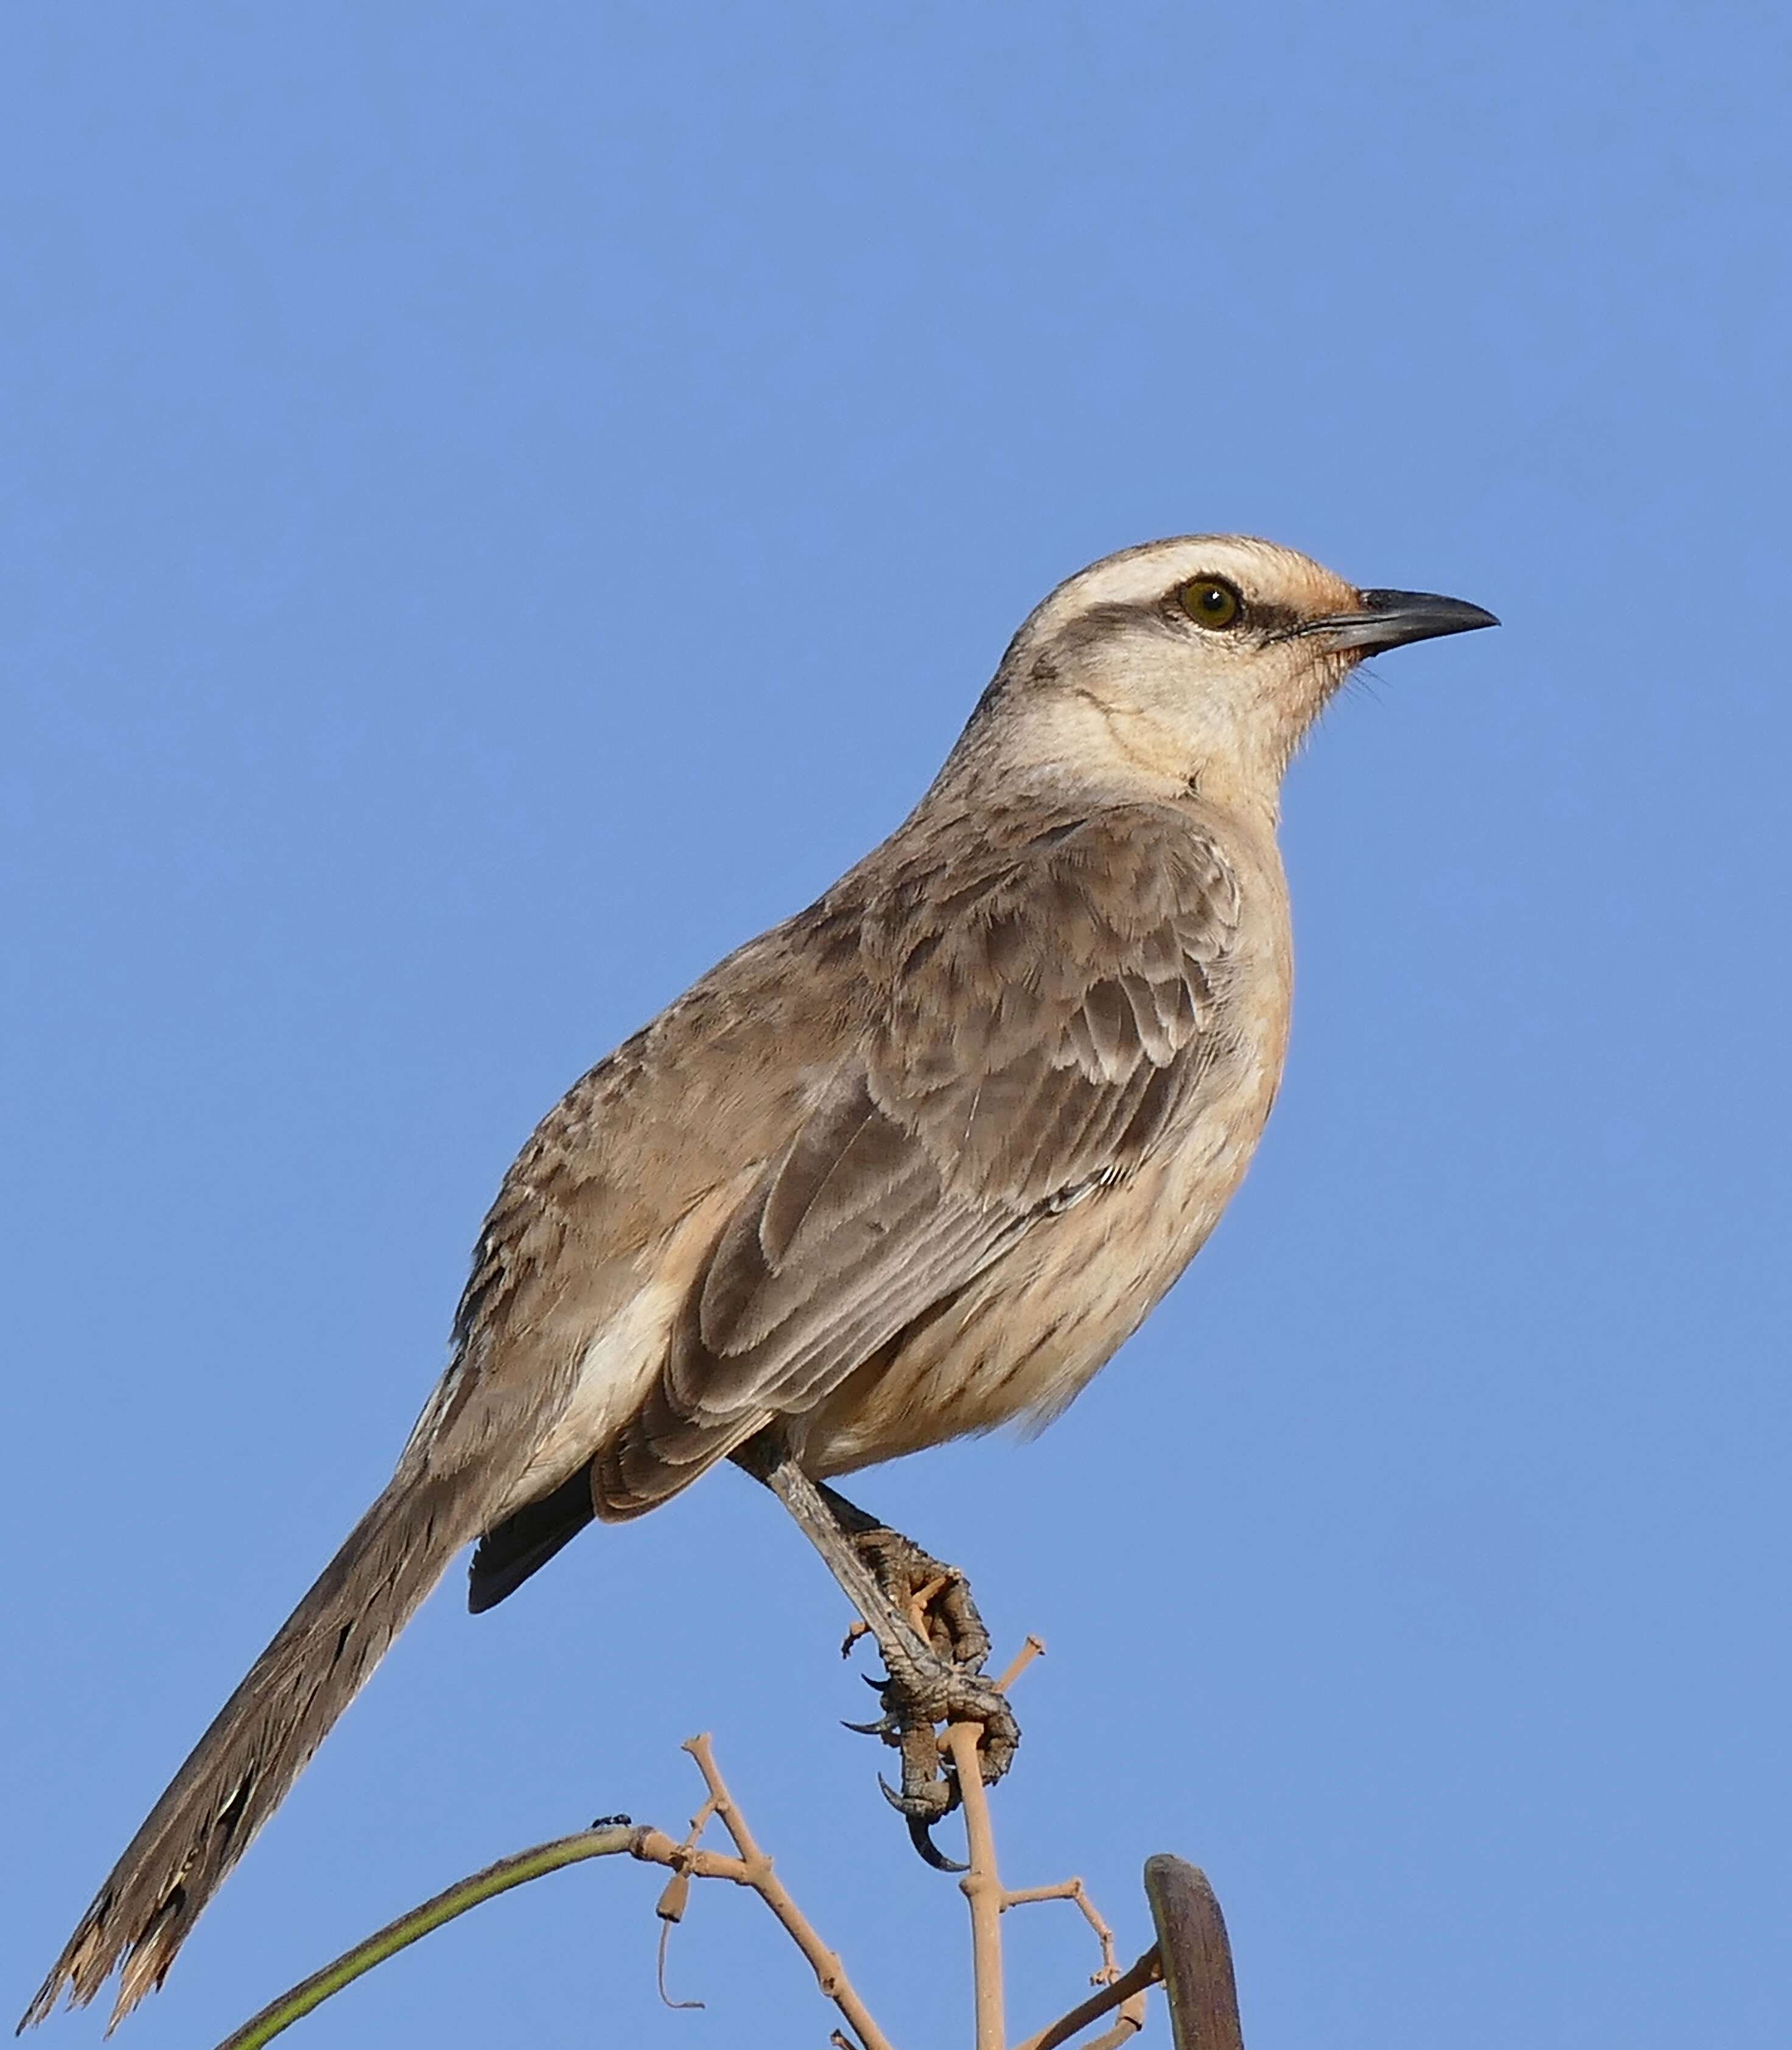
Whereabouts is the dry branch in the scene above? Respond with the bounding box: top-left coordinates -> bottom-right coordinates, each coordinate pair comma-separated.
208,1676 -> 1251,2050
1016,1948 -> 1163,2050
674,1733 -> 895,2050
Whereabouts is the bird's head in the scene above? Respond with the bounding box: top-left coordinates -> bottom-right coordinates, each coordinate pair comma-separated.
955,535 -> 1497,819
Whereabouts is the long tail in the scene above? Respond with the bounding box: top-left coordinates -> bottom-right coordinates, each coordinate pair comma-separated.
22,1469 -> 489,2031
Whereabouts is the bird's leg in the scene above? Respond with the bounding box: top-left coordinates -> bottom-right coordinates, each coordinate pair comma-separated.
811,1480 -> 994,1674
738,1444 -> 1020,1837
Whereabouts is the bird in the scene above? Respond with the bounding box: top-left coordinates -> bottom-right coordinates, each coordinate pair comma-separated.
23,534 -> 1496,2029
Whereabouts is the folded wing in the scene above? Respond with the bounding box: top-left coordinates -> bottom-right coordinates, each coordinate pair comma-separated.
595,803 -> 1241,1513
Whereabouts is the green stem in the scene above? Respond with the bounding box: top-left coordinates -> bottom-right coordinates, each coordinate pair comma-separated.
211,1824 -> 641,2050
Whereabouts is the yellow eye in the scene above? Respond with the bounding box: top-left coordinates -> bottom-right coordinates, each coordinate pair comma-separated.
1177,577 -> 1243,629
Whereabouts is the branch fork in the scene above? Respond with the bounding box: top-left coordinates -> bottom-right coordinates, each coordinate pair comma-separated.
212,1643 -> 1244,2050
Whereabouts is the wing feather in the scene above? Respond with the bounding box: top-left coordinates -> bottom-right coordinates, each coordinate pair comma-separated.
593,803 -> 1241,1516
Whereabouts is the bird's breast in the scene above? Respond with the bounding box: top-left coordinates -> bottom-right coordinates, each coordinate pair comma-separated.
800,841 -> 1294,1475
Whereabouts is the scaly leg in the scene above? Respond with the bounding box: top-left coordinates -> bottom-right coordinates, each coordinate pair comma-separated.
737,1443 -> 1020,1852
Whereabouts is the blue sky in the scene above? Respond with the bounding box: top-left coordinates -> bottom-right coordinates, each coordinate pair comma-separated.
4,5 -> 1788,2046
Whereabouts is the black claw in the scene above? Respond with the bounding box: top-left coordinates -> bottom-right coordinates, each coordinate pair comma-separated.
877,1772 -> 942,1818
907,1814 -> 969,1873
841,1716 -> 894,1737
862,1671 -> 891,1692
875,1775 -> 965,1869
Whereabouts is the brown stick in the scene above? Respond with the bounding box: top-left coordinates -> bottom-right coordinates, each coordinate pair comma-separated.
676,1734 -> 897,2050
1081,1990 -> 1151,2050
1001,1877 -> 1122,1985
993,1634 -> 1048,1694
943,1720 -> 1007,2050
1013,1946 -> 1163,2050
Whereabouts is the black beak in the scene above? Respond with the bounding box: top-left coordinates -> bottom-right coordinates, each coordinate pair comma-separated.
1303,588 -> 1499,654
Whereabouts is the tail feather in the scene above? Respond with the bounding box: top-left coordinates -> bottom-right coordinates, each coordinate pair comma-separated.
21,1471 -> 485,2031
467,1464 -> 596,1614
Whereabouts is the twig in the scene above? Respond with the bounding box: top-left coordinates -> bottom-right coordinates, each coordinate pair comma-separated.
1003,1878 -> 1122,1984
679,1733 -> 897,2050
1013,1946 -> 1164,2050
942,1720 -> 1007,2050
208,1699 -> 1217,2050
945,1665 -> 1133,2050
651,1791 -> 721,2007
1081,1990 -> 1152,2050
206,1737 -> 895,2050
905,1573 -> 953,1639
993,1634 -> 1048,1694
209,1825 -> 640,2050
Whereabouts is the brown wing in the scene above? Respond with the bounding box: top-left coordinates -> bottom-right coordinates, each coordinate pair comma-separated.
595,803 -> 1242,1514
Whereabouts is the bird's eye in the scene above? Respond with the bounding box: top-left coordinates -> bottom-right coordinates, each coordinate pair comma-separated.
1177,578 -> 1244,630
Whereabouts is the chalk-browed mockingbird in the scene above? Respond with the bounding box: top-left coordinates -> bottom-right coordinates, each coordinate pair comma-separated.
25,535 -> 1495,2027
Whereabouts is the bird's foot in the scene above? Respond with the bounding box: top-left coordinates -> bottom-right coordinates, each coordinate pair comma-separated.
868,1662 -> 1020,1816
847,1523 -> 993,1670
838,1526 -> 1019,1844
